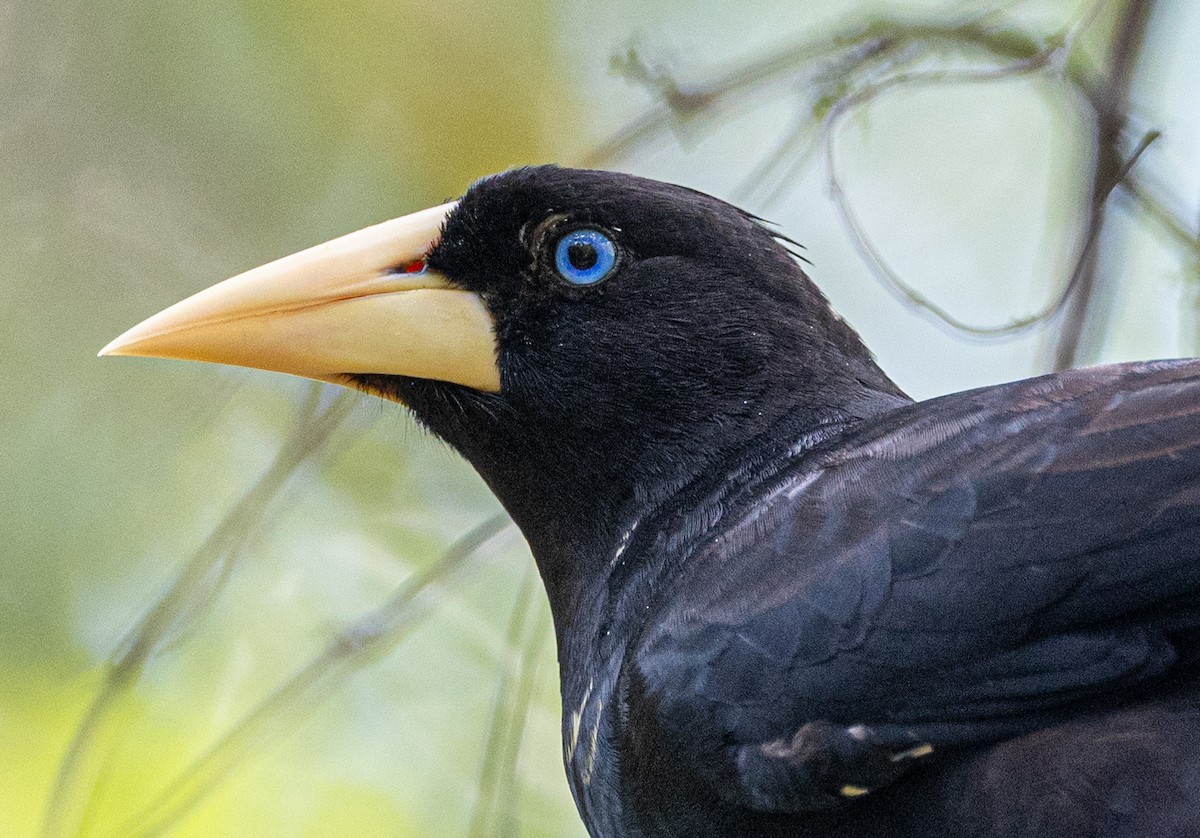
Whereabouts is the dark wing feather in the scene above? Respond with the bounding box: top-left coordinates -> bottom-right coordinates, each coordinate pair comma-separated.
634,359 -> 1200,812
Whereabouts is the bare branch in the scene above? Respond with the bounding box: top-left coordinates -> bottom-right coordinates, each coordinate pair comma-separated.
109,513 -> 513,838
1118,174 -> 1200,258
584,4 -> 1194,348
819,42 -> 1072,337
585,15 -> 1088,170
42,386 -> 357,838
1051,0 -> 1158,370
468,564 -> 551,837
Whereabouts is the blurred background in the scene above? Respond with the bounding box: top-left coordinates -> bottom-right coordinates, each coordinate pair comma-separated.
3,0 -> 1198,835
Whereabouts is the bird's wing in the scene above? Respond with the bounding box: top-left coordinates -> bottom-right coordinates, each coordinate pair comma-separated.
635,359 -> 1200,812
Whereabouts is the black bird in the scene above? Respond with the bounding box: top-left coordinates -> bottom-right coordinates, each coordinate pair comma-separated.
103,166 -> 1200,837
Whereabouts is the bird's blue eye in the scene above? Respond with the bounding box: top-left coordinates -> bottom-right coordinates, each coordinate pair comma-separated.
554,229 -> 617,285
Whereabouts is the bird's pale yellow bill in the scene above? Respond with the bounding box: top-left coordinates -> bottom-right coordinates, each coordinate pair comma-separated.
100,201 -> 501,393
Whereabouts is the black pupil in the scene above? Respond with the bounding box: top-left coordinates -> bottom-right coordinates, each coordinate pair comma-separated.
567,241 -> 599,271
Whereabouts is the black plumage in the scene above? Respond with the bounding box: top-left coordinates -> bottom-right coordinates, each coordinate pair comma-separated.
374,168 -> 1200,837
114,165 -> 1200,837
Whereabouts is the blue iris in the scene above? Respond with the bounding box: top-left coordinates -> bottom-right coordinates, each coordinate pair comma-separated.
554,229 -> 617,285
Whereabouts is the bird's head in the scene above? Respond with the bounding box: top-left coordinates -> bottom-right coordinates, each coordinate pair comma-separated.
103,166 -> 903,610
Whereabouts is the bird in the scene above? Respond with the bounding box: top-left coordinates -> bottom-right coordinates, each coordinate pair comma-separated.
102,165 -> 1200,837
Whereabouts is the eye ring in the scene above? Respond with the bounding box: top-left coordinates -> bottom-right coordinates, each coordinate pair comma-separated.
553,229 -> 618,286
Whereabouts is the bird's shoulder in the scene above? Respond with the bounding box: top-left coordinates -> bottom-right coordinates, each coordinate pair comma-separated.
649,357 -> 1200,637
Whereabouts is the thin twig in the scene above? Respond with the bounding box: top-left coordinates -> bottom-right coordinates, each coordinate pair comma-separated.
110,513 -> 514,838
585,16 -> 1089,170
468,563 -> 550,837
486,607 -> 550,836
1051,0 -> 1157,370
584,5 -> 1196,345
41,387 -> 357,838
1118,174 -> 1200,258
820,44 -> 1072,337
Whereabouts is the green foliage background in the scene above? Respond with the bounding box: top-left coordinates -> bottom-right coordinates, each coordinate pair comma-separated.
2,0 -> 1197,835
